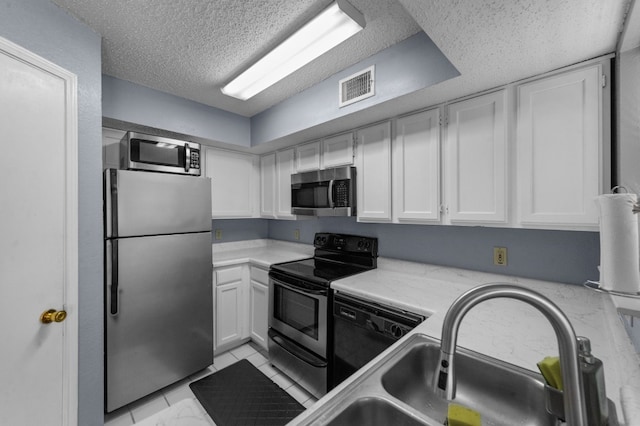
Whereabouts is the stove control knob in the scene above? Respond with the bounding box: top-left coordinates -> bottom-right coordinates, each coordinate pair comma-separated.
357,240 -> 364,249
390,324 -> 405,338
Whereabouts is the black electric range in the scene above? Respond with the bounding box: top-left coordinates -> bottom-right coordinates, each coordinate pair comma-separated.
267,233 -> 378,399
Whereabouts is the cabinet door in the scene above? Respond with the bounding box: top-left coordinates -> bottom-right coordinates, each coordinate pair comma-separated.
249,280 -> 269,351
445,90 -> 507,224
260,153 -> 276,218
206,148 -> 259,218
357,121 -> 392,222
322,133 -> 354,168
216,282 -> 243,349
295,141 -> 321,172
517,65 -> 602,227
276,149 -> 296,219
102,128 -> 125,170
393,110 -> 441,223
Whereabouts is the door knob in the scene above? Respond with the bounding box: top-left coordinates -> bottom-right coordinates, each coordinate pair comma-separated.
40,309 -> 67,324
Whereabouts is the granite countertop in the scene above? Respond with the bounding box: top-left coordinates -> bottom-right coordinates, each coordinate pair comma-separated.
212,239 -> 314,268
210,239 -> 640,424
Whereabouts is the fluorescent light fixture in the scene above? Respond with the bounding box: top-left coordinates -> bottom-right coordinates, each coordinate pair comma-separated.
221,0 -> 365,101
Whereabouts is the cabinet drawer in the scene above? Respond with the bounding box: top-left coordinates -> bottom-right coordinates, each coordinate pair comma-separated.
215,266 -> 243,286
250,266 -> 269,285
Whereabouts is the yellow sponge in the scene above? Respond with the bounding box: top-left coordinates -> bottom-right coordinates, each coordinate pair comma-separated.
537,356 -> 564,391
447,403 -> 481,426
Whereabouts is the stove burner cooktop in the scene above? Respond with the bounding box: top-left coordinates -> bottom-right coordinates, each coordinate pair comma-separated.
270,233 -> 379,286
270,258 -> 369,285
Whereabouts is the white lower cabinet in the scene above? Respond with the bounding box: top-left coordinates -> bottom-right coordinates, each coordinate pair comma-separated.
214,265 -> 249,353
249,266 -> 269,350
213,263 -> 271,354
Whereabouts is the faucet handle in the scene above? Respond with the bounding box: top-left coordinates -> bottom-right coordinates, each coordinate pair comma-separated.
577,336 -> 595,363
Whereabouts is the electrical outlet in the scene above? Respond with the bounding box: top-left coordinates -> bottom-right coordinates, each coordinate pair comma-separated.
294,229 -> 300,240
493,247 -> 507,266
215,229 -> 222,240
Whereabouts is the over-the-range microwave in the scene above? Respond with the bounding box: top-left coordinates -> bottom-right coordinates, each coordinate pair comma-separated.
291,166 -> 356,216
121,131 -> 201,176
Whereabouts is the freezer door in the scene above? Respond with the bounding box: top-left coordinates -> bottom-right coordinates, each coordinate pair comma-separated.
105,168 -> 211,238
105,232 -> 213,412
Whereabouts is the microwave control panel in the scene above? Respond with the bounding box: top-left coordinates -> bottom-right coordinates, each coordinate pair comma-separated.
334,180 -> 349,207
190,149 -> 200,169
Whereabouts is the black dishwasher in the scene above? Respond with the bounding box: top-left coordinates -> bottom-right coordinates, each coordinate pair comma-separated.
331,292 -> 426,388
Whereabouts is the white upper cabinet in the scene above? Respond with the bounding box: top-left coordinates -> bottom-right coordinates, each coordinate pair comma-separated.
276,149 -> 296,219
516,64 -> 603,228
205,147 -> 259,218
260,153 -> 276,218
102,128 -> 125,170
357,121 -> 392,222
445,90 -> 508,224
393,109 -> 441,223
260,148 -> 296,219
295,141 -> 321,172
322,132 -> 354,168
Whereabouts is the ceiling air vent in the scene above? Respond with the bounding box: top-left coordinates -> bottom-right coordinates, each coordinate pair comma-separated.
339,65 -> 375,108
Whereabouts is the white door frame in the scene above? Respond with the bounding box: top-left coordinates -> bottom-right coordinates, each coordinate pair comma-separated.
0,36 -> 79,424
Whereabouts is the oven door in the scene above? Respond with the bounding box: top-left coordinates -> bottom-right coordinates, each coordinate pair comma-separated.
268,273 -> 328,358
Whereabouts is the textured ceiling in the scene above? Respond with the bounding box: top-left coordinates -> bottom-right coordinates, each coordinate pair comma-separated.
51,0 -> 421,117
52,0 -> 630,119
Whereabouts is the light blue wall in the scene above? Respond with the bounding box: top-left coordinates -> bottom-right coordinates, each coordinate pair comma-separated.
211,219 -> 269,243
250,32 -> 460,146
103,75 -> 251,147
267,218 -> 600,286
0,0 -> 103,424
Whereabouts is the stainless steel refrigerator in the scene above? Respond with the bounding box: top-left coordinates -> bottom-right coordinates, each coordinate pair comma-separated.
104,169 -> 213,412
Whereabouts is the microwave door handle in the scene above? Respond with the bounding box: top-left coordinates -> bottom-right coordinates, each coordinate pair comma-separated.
184,144 -> 191,172
328,179 -> 335,208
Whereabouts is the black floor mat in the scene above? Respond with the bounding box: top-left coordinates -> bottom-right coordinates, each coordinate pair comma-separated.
189,359 -> 305,426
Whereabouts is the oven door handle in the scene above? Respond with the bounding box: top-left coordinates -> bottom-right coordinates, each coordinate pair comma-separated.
271,277 -> 328,296
270,332 -> 328,368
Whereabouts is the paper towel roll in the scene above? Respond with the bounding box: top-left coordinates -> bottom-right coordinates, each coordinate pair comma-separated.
597,193 -> 640,294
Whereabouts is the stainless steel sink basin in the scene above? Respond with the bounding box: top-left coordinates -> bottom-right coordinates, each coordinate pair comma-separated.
300,333 -> 618,426
323,397 -> 429,426
381,338 -> 556,425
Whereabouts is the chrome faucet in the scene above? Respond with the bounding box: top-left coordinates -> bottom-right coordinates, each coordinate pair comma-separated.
434,283 -> 588,425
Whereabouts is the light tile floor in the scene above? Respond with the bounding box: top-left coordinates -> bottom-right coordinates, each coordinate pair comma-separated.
104,341 -> 318,426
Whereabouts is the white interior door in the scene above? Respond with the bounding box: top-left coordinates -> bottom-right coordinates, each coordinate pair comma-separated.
0,37 -> 78,425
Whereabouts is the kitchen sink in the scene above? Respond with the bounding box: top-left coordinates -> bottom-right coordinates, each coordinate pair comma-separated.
323,397 -> 429,426
381,338 -> 556,425
301,333 -> 619,426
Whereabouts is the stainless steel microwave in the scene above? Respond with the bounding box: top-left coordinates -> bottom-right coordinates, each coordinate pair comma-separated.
121,131 -> 201,176
291,166 -> 356,216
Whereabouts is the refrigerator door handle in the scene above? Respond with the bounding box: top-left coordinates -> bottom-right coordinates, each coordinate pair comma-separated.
108,240 -> 119,316
108,169 -> 119,237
